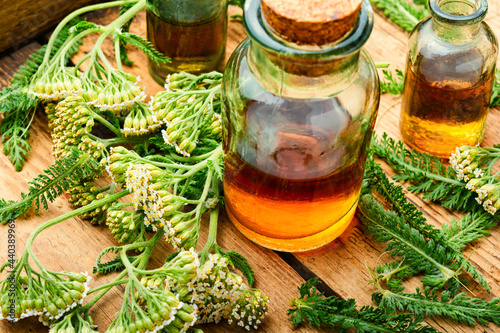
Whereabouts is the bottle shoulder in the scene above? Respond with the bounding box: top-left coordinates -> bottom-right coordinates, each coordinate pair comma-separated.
408,18 -> 498,59
223,38 -> 379,101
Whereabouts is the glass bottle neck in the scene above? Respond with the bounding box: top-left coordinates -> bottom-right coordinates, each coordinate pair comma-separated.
247,41 -> 361,98
429,0 -> 487,44
242,0 -> 374,98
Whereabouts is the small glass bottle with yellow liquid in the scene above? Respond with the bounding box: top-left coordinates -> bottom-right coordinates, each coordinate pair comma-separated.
400,0 -> 498,158
146,0 -> 228,85
221,0 -> 380,252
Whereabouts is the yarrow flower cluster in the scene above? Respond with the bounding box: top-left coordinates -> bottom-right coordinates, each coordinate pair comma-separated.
450,146 -> 500,215
106,146 -> 206,250
67,179 -> 112,225
151,72 -> 223,157
122,102 -> 162,137
0,271 -> 91,326
29,67 -> 83,102
85,71 -> 146,115
47,95 -> 105,165
164,253 -> 269,331
105,250 -> 200,333
106,204 -> 147,245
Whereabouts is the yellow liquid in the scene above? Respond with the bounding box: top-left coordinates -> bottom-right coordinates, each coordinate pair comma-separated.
146,10 -> 227,85
401,63 -> 493,158
401,114 -> 487,158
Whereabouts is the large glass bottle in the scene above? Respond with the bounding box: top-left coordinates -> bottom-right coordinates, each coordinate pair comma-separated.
400,0 -> 498,158
146,0 -> 228,85
222,0 -> 380,252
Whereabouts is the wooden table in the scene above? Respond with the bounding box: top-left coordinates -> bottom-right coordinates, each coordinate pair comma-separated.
1,3 -> 500,333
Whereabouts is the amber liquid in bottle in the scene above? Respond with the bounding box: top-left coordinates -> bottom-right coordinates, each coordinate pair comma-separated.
400,49 -> 494,158
223,96 -> 365,251
146,10 -> 227,85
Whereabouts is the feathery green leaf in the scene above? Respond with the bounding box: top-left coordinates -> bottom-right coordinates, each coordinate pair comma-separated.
0,150 -> 99,223
370,0 -> 428,32
216,246 -> 255,286
380,68 -> 405,95
373,287 -> 500,327
363,158 -> 492,292
371,133 -> 475,211
359,194 -> 460,290
117,32 -> 170,65
289,278 -> 439,333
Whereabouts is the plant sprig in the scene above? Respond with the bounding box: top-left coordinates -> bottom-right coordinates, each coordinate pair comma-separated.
288,278 -> 439,333
371,133 -> 476,211
0,150 -> 98,223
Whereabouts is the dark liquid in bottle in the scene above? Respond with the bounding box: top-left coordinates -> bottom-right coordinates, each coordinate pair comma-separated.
223,96 -> 366,251
146,10 -> 227,85
400,47 -> 494,158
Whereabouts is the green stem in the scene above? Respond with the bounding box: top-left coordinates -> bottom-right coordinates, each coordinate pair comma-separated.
82,232 -> 161,310
87,278 -> 129,294
114,34 -> 123,71
89,110 -> 123,137
42,0 -> 139,65
102,136 -> 150,148
90,0 -> 146,72
199,206 -> 219,261
24,190 -> 129,254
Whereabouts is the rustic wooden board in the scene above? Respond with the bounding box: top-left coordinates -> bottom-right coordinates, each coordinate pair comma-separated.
0,0 -> 100,53
0,2 -> 499,333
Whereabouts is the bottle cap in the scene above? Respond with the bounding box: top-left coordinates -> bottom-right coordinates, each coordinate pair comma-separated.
261,0 -> 363,45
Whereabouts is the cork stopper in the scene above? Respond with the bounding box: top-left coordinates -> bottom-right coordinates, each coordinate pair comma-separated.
261,0 -> 363,45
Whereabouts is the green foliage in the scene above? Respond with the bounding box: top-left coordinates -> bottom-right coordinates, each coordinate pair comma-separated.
118,3 -> 137,66
363,158 -> 492,292
359,194 -> 460,290
216,246 -> 255,286
371,133 -> 475,211
0,95 -> 37,171
288,278 -> 438,333
372,287 -> 500,327
93,246 -> 137,275
491,70 -> 500,108
0,17 -> 85,171
0,150 -> 98,223
370,0 -> 429,32
69,20 -> 104,34
441,212 -> 497,252
363,158 -> 443,241
380,68 -> 405,95
116,32 -> 170,65
228,0 -> 245,22
228,0 -> 245,8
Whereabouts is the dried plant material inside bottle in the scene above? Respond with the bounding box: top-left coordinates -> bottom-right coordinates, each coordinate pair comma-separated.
146,10 -> 227,85
401,47 -> 494,158
224,96 -> 364,251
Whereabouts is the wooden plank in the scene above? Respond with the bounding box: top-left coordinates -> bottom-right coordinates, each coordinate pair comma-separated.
0,6 -> 322,333
0,0 -> 99,53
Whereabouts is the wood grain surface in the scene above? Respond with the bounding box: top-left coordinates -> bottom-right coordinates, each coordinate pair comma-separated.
0,3 -> 500,333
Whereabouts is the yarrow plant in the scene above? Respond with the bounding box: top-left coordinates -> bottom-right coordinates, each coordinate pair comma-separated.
449,145 -> 500,215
